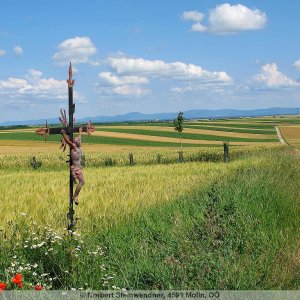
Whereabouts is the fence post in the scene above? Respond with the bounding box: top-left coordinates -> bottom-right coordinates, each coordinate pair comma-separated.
223,142 -> 229,163
129,153 -> 134,165
30,156 -> 42,169
178,151 -> 184,163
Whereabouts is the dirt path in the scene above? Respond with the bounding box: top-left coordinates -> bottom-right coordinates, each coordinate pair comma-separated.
275,126 -> 288,145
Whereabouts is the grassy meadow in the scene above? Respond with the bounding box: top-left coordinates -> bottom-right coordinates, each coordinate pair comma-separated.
1,116 -> 300,290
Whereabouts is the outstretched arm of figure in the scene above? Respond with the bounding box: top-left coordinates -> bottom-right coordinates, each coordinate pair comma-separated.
35,127 -> 49,135
78,127 -> 83,138
61,129 -> 76,150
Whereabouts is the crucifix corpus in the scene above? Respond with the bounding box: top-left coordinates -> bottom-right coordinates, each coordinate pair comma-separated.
35,62 -> 95,230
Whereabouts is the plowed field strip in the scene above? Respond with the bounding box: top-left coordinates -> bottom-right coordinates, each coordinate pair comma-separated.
0,140 -> 188,154
99,125 -> 275,138
279,126 -> 300,139
183,125 -> 275,135
278,126 -> 300,149
95,128 -> 278,142
186,122 -> 275,129
92,131 -> 277,145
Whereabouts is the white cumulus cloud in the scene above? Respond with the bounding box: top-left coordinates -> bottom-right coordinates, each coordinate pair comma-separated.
0,49 -> 6,57
0,69 -> 78,100
209,3 -> 267,34
181,11 -> 204,22
114,85 -> 148,95
13,46 -> 23,56
182,3 -> 267,34
106,56 -> 232,82
100,55 -> 232,96
294,59 -> 300,68
191,22 -> 207,32
53,36 -> 98,66
99,72 -> 149,85
96,72 -> 150,96
253,63 -> 299,88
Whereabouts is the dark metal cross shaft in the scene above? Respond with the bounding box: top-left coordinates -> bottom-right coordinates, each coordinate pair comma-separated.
67,62 -> 76,230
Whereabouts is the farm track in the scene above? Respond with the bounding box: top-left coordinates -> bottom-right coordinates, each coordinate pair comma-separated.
275,126 -> 288,145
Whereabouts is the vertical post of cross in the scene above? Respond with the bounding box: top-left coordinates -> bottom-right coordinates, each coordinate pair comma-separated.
67,62 -> 75,230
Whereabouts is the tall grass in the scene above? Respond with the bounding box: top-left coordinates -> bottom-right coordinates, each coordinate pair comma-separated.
0,146 -> 299,289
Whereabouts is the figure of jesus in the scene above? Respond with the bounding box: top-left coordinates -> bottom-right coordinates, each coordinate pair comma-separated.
61,127 -> 85,205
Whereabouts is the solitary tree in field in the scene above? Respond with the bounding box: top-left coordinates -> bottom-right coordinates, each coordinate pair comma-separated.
174,111 -> 184,151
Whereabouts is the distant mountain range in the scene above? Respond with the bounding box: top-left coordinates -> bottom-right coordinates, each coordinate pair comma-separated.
0,107 -> 299,126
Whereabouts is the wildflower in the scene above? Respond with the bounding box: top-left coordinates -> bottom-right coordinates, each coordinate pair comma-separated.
34,285 -> 43,290
0,282 -> 7,291
12,273 -> 22,285
20,212 -> 27,216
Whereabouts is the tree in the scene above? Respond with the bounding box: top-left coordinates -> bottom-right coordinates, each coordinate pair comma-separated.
173,111 -> 184,151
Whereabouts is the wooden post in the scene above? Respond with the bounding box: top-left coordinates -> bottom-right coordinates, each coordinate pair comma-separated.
129,153 -> 134,165
178,151 -> 184,163
223,142 -> 229,163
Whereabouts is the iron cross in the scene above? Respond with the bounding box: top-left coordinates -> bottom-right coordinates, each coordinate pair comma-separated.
36,62 -> 94,230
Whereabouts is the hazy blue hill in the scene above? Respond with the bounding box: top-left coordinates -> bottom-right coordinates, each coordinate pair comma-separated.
0,107 -> 298,126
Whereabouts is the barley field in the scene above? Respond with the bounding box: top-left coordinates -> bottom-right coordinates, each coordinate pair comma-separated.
1,116 -> 300,290
279,125 -> 300,148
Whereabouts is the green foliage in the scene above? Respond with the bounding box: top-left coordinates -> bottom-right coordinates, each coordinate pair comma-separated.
30,156 -> 42,169
0,221 -> 119,290
173,111 -> 184,133
104,157 -> 116,167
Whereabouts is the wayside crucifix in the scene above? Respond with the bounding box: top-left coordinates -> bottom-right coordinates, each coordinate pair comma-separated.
36,62 -> 95,230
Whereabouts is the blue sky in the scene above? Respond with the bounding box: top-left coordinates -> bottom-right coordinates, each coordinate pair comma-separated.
0,0 -> 300,122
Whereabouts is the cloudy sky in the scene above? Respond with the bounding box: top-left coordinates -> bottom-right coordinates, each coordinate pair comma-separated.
0,0 -> 300,122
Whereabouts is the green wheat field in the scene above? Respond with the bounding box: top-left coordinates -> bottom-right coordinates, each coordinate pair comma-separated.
1,116 -> 300,290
